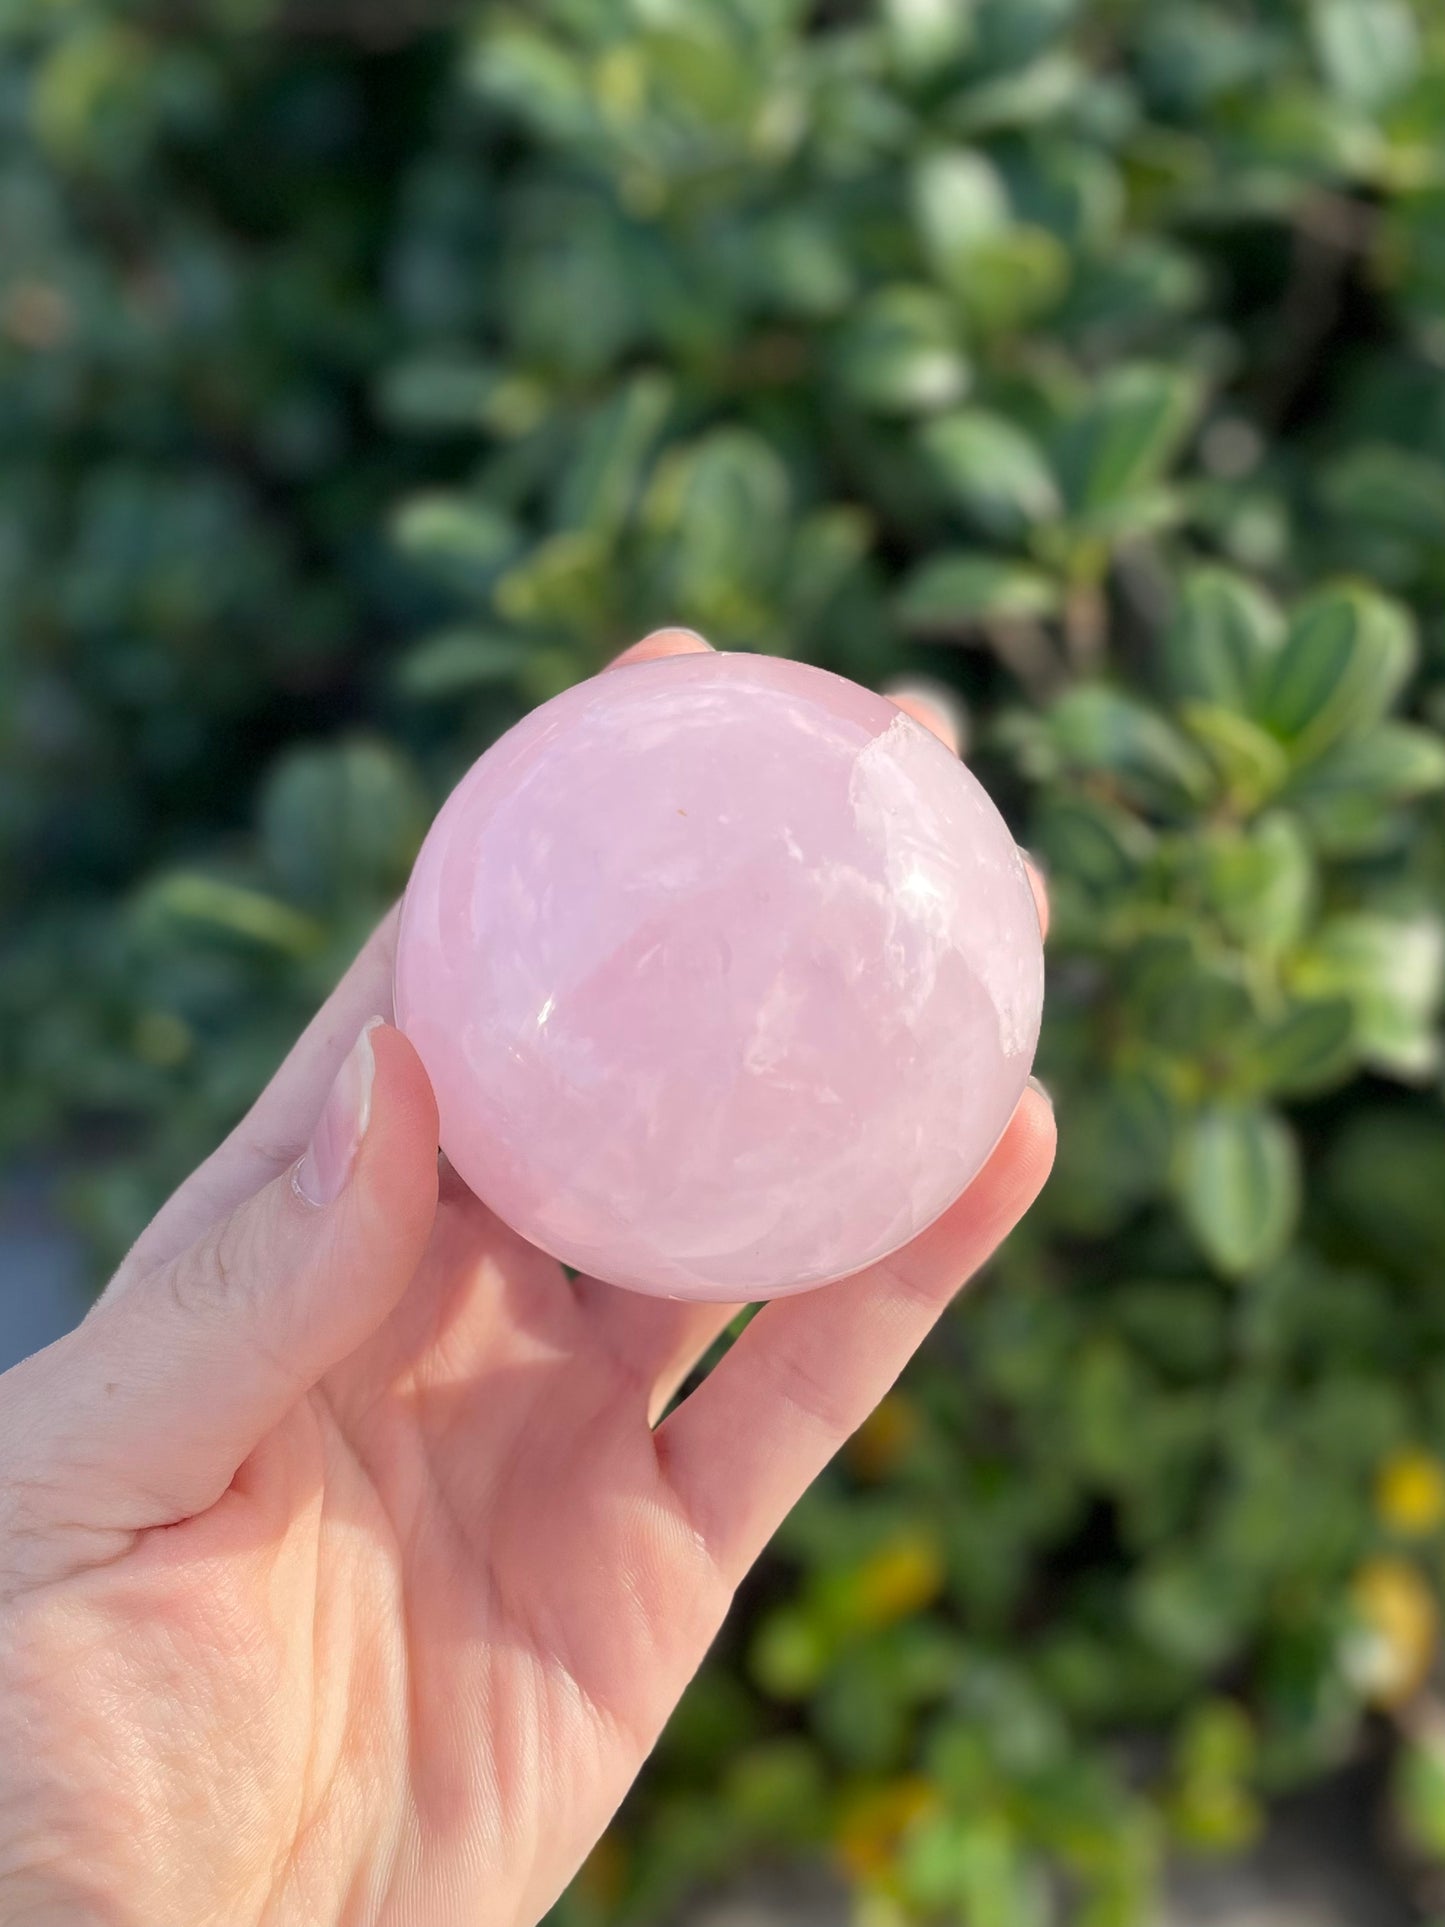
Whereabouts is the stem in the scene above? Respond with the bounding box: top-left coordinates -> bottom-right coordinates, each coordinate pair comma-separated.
1063,580 -> 1107,673
981,621 -> 1070,703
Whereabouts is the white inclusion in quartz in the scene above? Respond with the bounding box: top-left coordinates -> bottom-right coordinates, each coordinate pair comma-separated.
848,711 -> 1035,1057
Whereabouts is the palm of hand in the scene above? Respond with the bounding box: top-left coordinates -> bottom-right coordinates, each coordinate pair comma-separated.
0,643 -> 1052,1927
9,1186 -> 738,1927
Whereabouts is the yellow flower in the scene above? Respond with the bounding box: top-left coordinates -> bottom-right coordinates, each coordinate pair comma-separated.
846,1395 -> 922,1482
133,1009 -> 193,1068
835,1778 -> 941,1882
851,1530 -> 946,1630
1377,1450 -> 1445,1538
1347,1557 -> 1439,1708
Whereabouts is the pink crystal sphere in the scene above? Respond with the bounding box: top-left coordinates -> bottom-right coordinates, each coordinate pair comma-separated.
394,652 -> 1043,1300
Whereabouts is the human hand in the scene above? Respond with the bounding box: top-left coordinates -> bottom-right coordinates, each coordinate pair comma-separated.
0,631 -> 1054,1927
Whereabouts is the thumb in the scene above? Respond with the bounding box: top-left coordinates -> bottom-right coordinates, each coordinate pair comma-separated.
9,1021 -> 439,1531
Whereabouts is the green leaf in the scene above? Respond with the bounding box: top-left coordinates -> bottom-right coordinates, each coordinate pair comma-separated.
749,1608 -> 828,1700
1048,686 -> 1213,815
468,24 -> 592,137
133,874 -> 324,958
896,552 -> 1060,630
1060,237 -> 1205,344
1050,1070 -> 1176,1235
912,146 -> 1011,284
973,0 -> 1080,71
1031,793 -> 1154,898
1396,1733 -> 1445,1863
374,354 -> 502,432
1282,724 -> 1445,853
394,628 -> 535,699
1198,815 -> 1314,954
258,739 -> 427,909
919,409 -> 1062,539
884,0 -> 975,80
1258,585 -> 1416,758
1163,566 -> 1285,713
1132,1562 -> 1246,1669
743,209 -> 857,321
1246,996 -> 1357,1098
947,53 -> 1084,137
1311,0 -> 1419,111
1176,1104 -> 1300,1278
555,372 -> 672,539
644,428 -> 793,614
1055,363 -> 1204,517
1291,914 -> 1445,1079
493,530 -> 612,630
390,494 -> 520,590
1124,937 -> 1257,1059
785,506 -> 874,633
954,226 -> 1072,334
834,286 -> 971,415
1180,703 -> 1289,814
1319,443 -> 1445,547
1327,1111 -> 1445,1274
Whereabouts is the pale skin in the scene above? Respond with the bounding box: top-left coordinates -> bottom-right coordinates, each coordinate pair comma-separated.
0,630 -> 1054,1927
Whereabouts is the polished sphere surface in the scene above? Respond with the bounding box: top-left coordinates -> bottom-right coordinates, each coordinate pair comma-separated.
394,652 -> 1044,1299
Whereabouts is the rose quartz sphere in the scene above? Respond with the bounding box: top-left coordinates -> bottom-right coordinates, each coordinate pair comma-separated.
394,652 -> 1043,1300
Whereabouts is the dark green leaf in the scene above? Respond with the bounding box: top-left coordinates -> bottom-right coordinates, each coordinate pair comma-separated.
1247,997 -> 1357,1098
1282,723 -> 1445,840
1049,1070 -> 1176,1234
258,739 -> 427,910
1124,937 -> 1257,1058
1054,363 -> 1205,517
1164,567 -> 1285,713
1258,586 -> 1416,758
1031,792 -> 1153,897
555,373 -> 672,539
1049,686 -> 1213,814
1319,443 -> 1445,547
374,355 -> 502,432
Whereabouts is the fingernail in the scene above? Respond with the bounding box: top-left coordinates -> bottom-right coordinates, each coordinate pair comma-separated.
294,1018 -> 383,1207
642,625 -> 714,651
886,680 -> 969,754
1019,846 -> 1048,880
1027,1074 -> 1053,1109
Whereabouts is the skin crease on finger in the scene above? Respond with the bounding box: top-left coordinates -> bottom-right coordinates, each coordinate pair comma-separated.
0,630 -> 1055,1927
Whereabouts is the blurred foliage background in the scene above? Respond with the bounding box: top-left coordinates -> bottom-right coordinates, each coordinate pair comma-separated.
5,0 -> 1445,1919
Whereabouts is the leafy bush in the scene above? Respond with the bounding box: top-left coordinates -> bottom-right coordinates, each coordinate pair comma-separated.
6,0 -> 1445,1920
